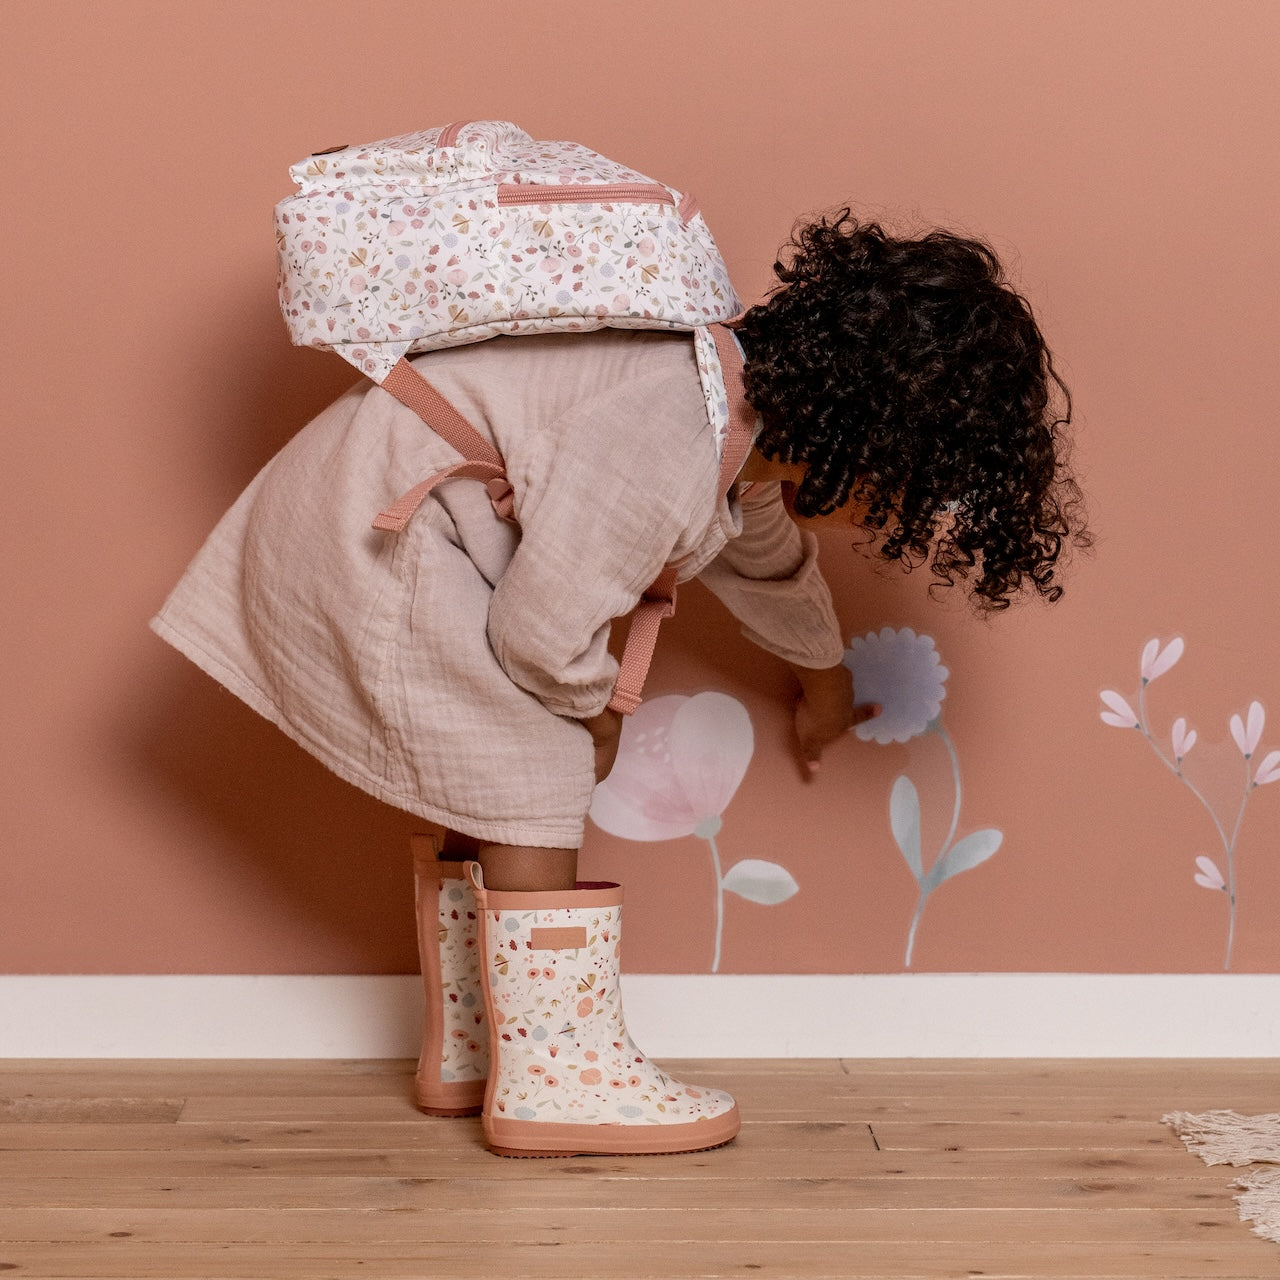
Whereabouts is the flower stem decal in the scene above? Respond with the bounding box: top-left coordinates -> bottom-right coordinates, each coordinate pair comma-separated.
589,693 -> 796,972
1099,637 -> 1279,970
845,628 -> 1003,967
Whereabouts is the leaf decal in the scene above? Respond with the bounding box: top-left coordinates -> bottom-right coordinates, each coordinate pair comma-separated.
721,859 -> 799,905
889,775 -> 923,882
924,828 -> 1003,892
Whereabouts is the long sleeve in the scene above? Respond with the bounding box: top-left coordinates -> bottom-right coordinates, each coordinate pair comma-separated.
485,367 -> 721,718
697,482 -> 846,668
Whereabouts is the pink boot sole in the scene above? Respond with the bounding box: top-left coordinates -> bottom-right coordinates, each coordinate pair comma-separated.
415,1080 -> 485,1118
485,1105 -> 741,1157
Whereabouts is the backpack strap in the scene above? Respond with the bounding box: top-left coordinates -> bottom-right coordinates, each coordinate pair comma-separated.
709,320 -> 758,489
373,358 -> 515,530
605,322 -> 755,714
373,328 -> 756,715
372,458 -> 513,533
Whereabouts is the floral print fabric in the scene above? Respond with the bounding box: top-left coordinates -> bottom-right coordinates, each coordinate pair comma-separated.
277,119 -> 742,465
435,876 -> 488,1085
481,893 -> 736,1127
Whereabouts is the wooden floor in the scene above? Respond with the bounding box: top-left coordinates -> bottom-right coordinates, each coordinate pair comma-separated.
0,1059 -> 1277,1279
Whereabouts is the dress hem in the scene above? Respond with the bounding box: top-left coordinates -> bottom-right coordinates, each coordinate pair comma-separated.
147,612 -> 588,850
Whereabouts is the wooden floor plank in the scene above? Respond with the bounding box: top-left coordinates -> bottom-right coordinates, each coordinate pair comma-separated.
0,1171 -> 1247,1211
0,1204 -> 1256,1245
0,1059 -> 1275,1279
0,1117 -> 879,1154
0,1141 -> 1212,1182
1,1056 -> 1273,1089
0,1238 -> 1274,1280
0,1116 -> 1202,1157
0,1098 -> 184,1124
870,1121 -> 1179,1151
168,1088 -> 1280,1125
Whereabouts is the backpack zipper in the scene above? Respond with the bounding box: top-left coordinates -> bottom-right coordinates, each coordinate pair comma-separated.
496,182 -> 675,209
430,129 -> 697,222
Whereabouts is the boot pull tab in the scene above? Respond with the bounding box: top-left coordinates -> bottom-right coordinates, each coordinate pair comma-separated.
465,861 -> 485,894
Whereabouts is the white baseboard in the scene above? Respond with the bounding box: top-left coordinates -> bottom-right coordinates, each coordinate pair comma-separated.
1,974 -> 1278,1058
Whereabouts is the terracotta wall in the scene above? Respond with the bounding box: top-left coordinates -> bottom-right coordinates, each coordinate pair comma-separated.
4,0 -> 1278,977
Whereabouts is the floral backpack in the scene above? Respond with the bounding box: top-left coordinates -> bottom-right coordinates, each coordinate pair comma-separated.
275,121 -> 757,713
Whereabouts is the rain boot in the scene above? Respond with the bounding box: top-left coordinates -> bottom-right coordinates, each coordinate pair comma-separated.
467,862 -> 740,1156
411,834 -> 488,1115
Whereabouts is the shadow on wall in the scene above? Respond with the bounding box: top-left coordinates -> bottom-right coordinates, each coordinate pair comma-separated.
123,296 -> 423,973
127,658 -> 422,972
204,297 -> 365,488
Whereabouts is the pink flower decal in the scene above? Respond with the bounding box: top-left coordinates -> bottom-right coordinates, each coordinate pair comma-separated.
1229,701 -> 1265,757
590,693 -> 752,841
1193,856 -> 1226,892
1141,637 -> 1184,683
1099,690 -> 1140,729
1171,717 -> 1197,760
1100,637 -> 1278,969
590,693 -> 795,972
1254,750 -> 1280,787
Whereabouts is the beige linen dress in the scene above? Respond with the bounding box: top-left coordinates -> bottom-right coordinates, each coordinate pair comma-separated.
152,330 -> 843,847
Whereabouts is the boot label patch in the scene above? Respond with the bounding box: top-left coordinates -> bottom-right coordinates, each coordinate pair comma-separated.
530,926 -> 588,951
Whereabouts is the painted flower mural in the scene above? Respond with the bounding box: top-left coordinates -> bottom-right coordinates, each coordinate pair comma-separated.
1099,636 -> 1280,969
844,628 -> 1003,967
846,627 -> 949,745
589,692 -> 796,972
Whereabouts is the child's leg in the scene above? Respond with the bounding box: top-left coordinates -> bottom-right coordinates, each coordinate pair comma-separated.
473,844 -> 577,891
413,836 -> 575,1110
439,831 -> 578,891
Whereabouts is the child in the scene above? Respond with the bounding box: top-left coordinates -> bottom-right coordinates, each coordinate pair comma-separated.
152,212 -> 1086,1157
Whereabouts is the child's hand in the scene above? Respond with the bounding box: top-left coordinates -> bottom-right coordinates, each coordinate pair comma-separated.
789,662 -> 879,777
582,707 -> 624,784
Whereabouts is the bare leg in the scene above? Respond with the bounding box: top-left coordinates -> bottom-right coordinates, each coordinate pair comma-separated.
439,831 -> 577,892
439,831 -> 481,861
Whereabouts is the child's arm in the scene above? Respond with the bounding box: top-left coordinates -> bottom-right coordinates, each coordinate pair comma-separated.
699,482 -> 878,772
790,660 -> 879,774
485,370 -> 718,720
582,706 -> 623,784
697,482 -> 845,669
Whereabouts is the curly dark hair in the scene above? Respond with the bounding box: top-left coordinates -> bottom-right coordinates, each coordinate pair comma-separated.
735,213 -> 1088,610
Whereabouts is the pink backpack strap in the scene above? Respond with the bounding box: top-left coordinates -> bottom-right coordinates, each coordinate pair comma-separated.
605,323 -> 755,714
606,563 -> 680,715
373,358 -> 515,529
373,458 -> 513,532
709,320 -> 757,490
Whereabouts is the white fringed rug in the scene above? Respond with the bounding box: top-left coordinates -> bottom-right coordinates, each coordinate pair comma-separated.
1164,1111 -> 1280,1244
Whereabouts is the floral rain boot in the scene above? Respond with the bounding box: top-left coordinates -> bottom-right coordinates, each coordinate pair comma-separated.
411,834 -> 488,1116
466,862 -> 740,1156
